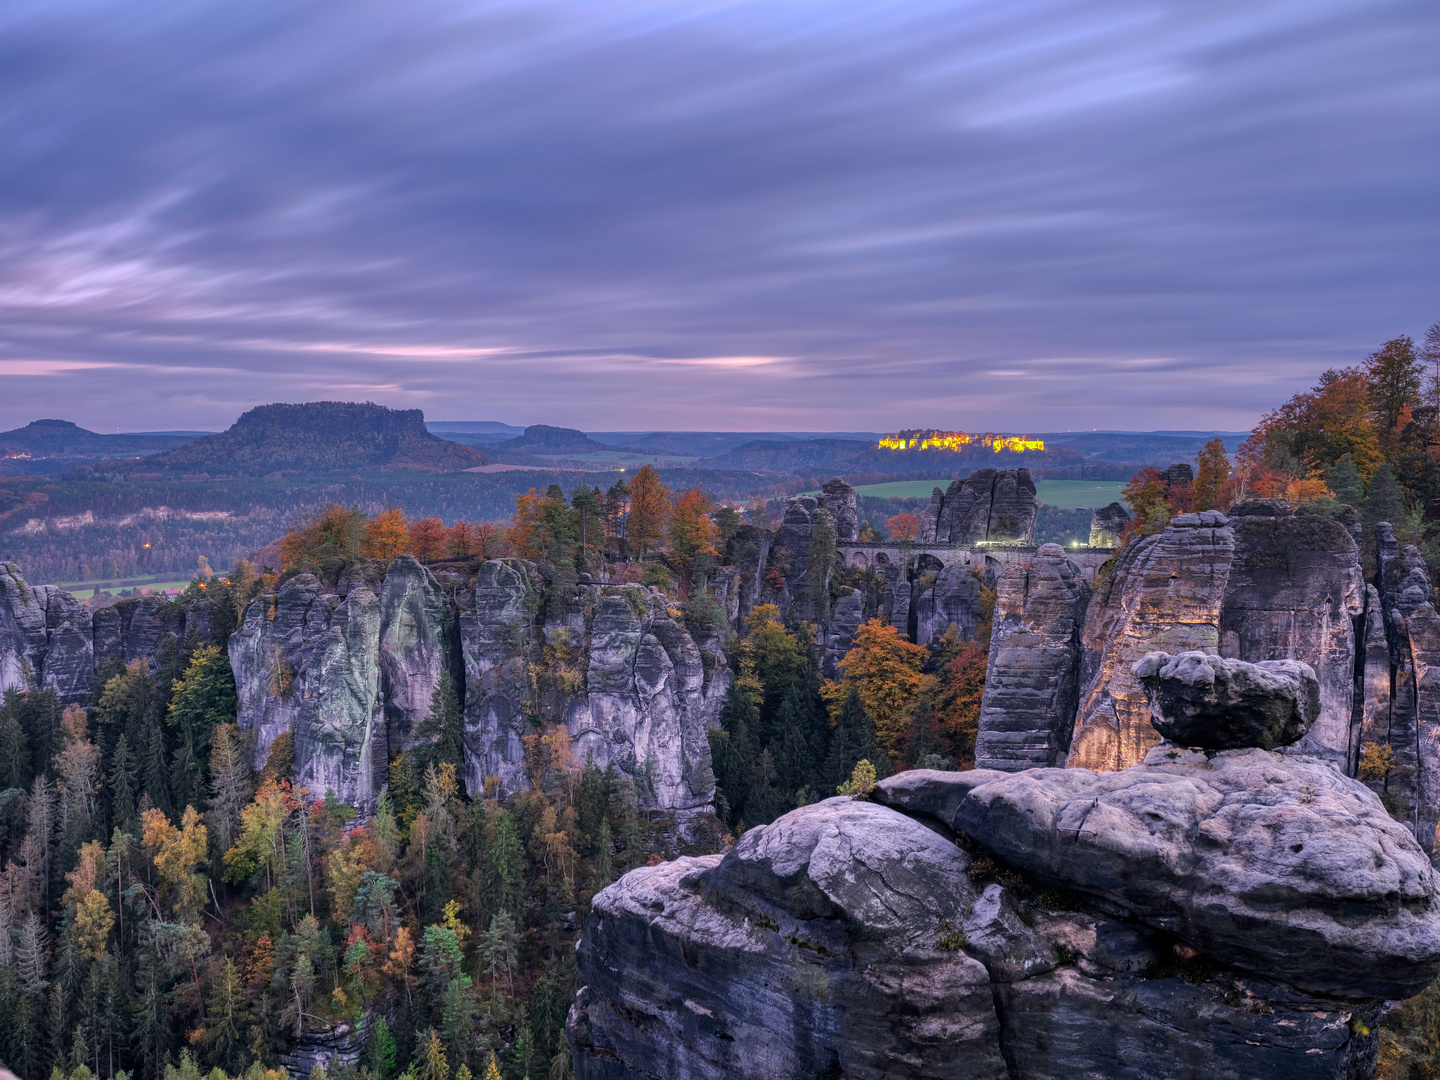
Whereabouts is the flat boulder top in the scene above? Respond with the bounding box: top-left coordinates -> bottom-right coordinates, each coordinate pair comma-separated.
876,749 -> 1440,1000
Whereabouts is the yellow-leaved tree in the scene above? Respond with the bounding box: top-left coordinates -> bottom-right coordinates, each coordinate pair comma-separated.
833,619 -> 929,757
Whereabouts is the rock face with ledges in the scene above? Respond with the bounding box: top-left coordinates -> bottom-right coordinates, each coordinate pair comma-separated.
921,468 -> 1037,545
568,589 -> 719,831
230,573 -> 385,807
93,595 -> 192,672
377,555 -> 453,755
911,562 -> 986,648
976,545 -> 1090,770
1068,511 -> 1236,772
1217,502 -> 1364,766
0,561 -> 94,703
570,799 -> 1008,1080
458,559 -> 542,796
571,754 -> 1418,1079
877,749 -> 1440,1001
1087,501 -> 1129,548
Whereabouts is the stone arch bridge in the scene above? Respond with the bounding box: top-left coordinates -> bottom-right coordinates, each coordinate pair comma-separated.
837,540 -> 1114,584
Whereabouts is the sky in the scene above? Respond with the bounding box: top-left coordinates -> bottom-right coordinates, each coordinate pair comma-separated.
1,0 -> 1437,434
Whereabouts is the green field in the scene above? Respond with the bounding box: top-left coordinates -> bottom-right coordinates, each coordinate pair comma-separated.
57,575 -> 195,597
804,478 -> 1128,508
536,450 -> 701,467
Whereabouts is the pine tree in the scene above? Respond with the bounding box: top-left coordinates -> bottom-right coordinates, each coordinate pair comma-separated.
803,507 -> 837,621
747,748 -> 785,826
207,723 -> 252,856
1324,455 -> 1365,509
106,734 -> 137,835
481,1054 -> 503,1080
1364,463 -> 1406,535
825,686 -> 881,793
591,819 -> 613,892
414,678 -> 465,782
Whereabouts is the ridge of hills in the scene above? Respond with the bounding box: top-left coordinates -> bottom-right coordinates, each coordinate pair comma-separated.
0,419 -> 205,474
105,401 -> 488,478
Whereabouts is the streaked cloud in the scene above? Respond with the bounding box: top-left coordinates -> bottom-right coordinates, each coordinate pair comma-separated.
0,0 -> 1435,432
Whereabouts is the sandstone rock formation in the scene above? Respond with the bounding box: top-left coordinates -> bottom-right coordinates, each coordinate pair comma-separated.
571,743 -> 1431,1078
0,561 -> 94,703
94,594 -> 192,671
918,468 -> 1037,545
1134,650 -> 1319,750
229,573 -> 386,808
768,479 -> 857,623
1218,501 -> 1364,765
1086,501 -> 1129,548
378,554 -> 455,753
1067,511 -> 1236,772
226,557 -> 725,827
1360,524 -> 1440,851
910,561 -> 986,648
975,544 -> 1090,770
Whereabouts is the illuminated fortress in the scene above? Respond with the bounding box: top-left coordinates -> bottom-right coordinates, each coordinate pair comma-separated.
878,428 -> 1044,453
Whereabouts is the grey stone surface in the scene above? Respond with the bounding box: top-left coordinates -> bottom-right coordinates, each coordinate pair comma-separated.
1087,501 -> 1129,548
976,545 -> 1090,770
819,477 -> 859,542
0,561 -> 95,702
912,562 -> 986,647
93,594 -> 189,672
1218,502 -> 1364,766
229,573 -> 385,807
572,782 -> 1399,1079
923,468 -> 1038,545
1134,650 -> 1320,749
877,749 -> 1440,1000
377,554 -> 453,754
1069,511 -> 1236,772
570,799 -> 1008,1080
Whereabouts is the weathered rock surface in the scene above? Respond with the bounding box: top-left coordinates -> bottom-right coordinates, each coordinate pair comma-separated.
920,468 -> 1037,545
1087,501 -> 1129,548
93,595 -> 191,671
976,545 -> 1090,770
0,562 -> 96,703
1135,650 -> 1319,750
878,751 -> 1440,1000
458,558 -> 540,796
1069,511 -> 1236,772
568,587 -> 719,832
1218,502 -> 1364,766
819,477 -> 859,542
377,555 -> 453,754
572,762 -> 1412,1079
911,562 -> 986,647
230,573 -> 386,808
570,799 -> 1009,1079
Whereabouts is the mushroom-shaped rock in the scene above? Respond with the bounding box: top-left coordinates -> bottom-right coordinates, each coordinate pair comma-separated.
1134,650 -> 1319,749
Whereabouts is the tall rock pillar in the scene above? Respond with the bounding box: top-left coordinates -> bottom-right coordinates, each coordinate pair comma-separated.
1068,511 -> 1235,772
975,544 -> 1091,770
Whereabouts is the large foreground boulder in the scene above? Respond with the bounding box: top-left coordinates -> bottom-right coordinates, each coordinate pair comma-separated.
877,751 -> 1440,1001
571,764 -> 1415,1079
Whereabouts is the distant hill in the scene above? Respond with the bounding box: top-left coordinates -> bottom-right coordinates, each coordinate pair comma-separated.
111,402 -> 488,478
0,420 -> 205,475
493,425 -> 614,456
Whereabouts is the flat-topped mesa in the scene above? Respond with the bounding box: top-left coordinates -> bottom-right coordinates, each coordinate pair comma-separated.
1134,650 -> 1320,750
918,467 -> 1037,545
